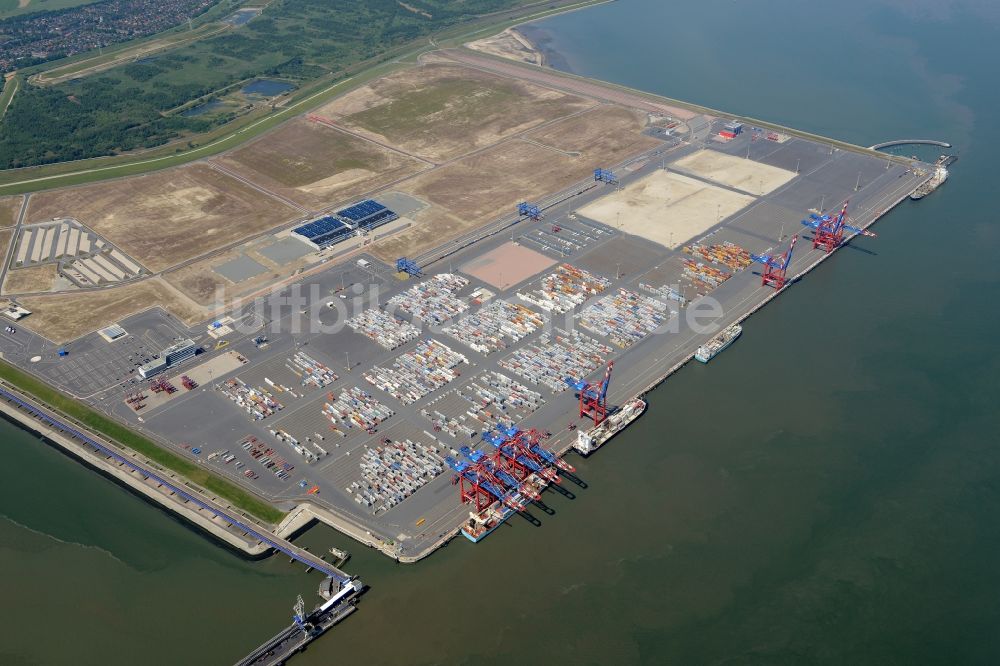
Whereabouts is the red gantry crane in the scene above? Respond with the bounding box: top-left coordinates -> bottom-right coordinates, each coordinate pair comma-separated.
564,361 -> 614,426
801,200 -> 877,253
751,235 -> 798,290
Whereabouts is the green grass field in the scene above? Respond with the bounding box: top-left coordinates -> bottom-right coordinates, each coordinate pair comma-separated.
0,0 -> 102,19
0,0 -> 562,170
0,75 -> 19,121
0,360 -> 286,524
0,0 -> 609,195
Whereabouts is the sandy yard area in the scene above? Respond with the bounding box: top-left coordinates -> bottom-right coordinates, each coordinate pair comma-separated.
578,170 -> 755,249
163,234 -> 323,306
671,149 -> 797,195
460,242 -> 557,290
19,277 -> 205,343
3,263 -> 58,294
314,62 -> 594,162
0,229 -> 10,266
373,140 -> 587,261
26,164 -> 299,272
525,105 -> 661,165
0,196 -> 22,227
214,118 -> 428,210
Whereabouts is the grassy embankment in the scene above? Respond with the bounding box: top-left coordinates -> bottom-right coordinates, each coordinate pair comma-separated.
0,74 -> 19,121
0,359 -> 286,524
31,22 -> 233,87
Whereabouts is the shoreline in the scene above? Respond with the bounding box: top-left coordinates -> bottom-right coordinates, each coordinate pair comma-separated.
0,377 -> 413,563
0,382 -> 272,557
514,24 -> 575,72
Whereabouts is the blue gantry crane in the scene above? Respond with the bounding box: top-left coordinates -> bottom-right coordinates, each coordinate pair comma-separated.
517,201 -> 542,220
395,257 -> 422,277
594,167 -> 617,184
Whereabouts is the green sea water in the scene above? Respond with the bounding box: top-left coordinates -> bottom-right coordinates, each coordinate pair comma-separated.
4,1 -> 1000,663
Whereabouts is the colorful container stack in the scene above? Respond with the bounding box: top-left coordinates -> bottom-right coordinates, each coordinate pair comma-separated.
350,438 -> 445,514
217,378 -> 283,420
444,300 -> 546,355
682,241 -> 753,271
517,264 -> 611,314
364,339 -> 468,404
681,258 -> 733,295
577,288 -> 669,348
386,273 -> 469,324
291,352 -> 338,389
346,308 -> 421,350
323,386 -> 395,436
499,328 -> 613,393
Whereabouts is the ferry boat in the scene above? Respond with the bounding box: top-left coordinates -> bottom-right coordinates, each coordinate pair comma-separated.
573,397 -> 647,456
694,323 -> 742,363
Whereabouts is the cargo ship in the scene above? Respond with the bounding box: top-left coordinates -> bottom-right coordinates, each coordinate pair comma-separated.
910,162 -> 950,200
694,323 -> 742,363
573,397 -> 647,456
462,504 -> 515,543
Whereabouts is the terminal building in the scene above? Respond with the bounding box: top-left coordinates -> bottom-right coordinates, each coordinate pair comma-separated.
291,199 -> 398,251
138,338 -> 198,379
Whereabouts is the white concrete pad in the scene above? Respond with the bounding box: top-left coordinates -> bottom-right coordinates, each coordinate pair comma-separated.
671,149 -> 797,195
578,170 -> 754,249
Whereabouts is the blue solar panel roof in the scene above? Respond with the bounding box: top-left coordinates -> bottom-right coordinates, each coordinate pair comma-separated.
337,200 -> 388,222
292,215 -> 356,248
293,215 -> 347,240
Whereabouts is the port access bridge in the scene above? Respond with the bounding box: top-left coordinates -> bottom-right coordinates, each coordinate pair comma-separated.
0,384 -> 349,583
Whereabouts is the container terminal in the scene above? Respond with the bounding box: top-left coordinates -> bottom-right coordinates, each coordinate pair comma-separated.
0,47 -> 947,664
0,116 -> 940,560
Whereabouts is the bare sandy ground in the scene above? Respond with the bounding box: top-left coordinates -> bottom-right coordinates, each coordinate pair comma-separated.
526,105 -> 661,166
26,164 -> 298,272
314,62 -> 594,162
671,149 -> 797,195
19,277 -> 205,343
0,229 -> 10,268
0,196 -> 22,228
373,140 -> 587,261
3,264 -> 58,294
214,118 -> 427,210
578,170 -> 755,249
164,238 -> 313,306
